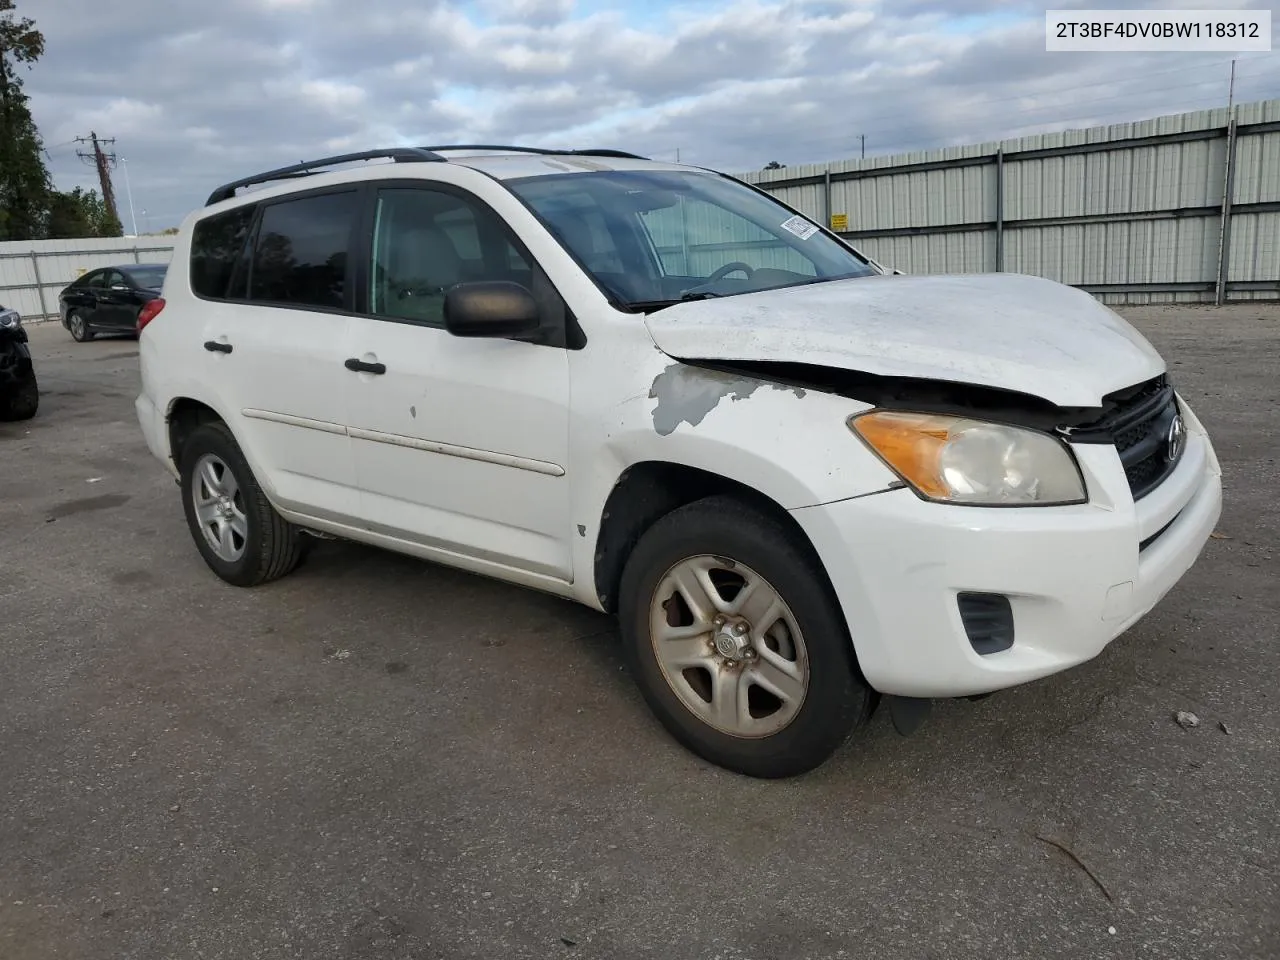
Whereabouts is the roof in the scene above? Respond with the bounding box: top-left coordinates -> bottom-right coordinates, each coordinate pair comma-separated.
204,146 -> 696,206
445,152 -> 688,181
77,262 -> 169,272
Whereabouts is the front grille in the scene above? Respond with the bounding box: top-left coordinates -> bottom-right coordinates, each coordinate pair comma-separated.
1067,374 -> 1183,500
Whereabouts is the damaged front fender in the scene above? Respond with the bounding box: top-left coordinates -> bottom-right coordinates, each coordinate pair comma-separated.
575,353 -> 903,511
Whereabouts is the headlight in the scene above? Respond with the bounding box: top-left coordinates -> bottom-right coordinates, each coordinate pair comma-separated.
850,410 -> 1086,506
0,310 -> 20,330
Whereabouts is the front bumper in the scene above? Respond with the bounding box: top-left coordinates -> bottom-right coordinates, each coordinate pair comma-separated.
791,397 -> 1222,698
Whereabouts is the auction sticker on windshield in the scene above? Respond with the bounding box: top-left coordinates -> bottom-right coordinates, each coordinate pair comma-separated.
781,215 -> 819,240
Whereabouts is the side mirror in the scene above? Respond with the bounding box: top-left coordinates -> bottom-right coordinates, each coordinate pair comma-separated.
444,281 -> 541,338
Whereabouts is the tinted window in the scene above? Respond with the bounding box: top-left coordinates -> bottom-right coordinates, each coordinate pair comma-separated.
249,192 -> 358,310
126,265 -> 168,290
82,270 -> 107,288
370,188 -> 533,325
191,205 -> 256,299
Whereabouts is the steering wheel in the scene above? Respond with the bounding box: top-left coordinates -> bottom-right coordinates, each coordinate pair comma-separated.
705,261 -> 755,284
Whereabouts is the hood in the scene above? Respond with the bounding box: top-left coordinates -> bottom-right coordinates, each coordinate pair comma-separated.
643,273 -> 1165,408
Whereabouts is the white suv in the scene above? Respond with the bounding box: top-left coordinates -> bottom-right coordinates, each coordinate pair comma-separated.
136,145 -> 1222,778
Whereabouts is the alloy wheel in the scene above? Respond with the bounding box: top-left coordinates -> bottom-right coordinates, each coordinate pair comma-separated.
648,555 -> 809,738
190,453 -> 248,562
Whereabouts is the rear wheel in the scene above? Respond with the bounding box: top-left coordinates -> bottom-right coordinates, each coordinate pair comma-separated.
179,421 -> 306,586
618,495 -> 872,778
0,369 -> 38,421
68,311 -> 93,342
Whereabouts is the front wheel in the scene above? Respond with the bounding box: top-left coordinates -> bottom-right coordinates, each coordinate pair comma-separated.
68,311 -> 94,342
179,421 -> 306,586
618,495 -> 872,778
0,370 -> 38,421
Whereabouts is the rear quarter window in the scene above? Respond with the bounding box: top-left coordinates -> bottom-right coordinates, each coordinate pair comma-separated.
190,205 -> 257,299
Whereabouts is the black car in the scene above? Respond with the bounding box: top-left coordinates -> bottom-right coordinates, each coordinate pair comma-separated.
58,262 -> 168,342
0,304 -> 38,422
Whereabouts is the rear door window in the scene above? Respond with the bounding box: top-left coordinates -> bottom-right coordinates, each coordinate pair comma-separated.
248,191 -> 359,310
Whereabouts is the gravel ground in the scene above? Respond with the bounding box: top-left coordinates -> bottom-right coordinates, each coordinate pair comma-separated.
1,305 -> 1277,960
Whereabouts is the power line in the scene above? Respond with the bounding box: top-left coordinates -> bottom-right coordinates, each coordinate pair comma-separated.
860,77 -> 1280,158
776,58 -> 1280,159
735,65 -> 1280,167
645,55 -> 1276,165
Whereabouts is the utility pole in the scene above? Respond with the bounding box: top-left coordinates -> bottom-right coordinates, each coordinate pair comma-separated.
74,131 -> 121,228
859,134 -> 866,159
1227,58 -> 1237,112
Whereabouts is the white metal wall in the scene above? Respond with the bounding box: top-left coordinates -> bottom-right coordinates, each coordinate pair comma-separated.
741,99 -> 1280,305
0,238 -> 175,322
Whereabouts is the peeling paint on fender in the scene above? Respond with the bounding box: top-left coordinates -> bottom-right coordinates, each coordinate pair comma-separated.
648,363 -> 806,436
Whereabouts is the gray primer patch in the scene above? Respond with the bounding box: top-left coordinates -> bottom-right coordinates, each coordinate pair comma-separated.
648,363 -> 806,436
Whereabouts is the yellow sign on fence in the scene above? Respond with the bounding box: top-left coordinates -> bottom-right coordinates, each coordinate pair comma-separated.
830,214 -> 848,232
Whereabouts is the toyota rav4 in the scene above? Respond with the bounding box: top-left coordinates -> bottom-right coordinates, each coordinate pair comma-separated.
135,146 -> 1222,778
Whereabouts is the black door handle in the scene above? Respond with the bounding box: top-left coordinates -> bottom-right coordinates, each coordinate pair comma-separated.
203,341 -> 233,354
345,358 -> 386,375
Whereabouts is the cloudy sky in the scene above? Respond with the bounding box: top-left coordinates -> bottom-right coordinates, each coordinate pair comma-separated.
16,0 -> 1280,232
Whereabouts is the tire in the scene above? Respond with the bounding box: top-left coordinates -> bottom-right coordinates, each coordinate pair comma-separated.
0,371 -> 38,421
618,495 -> 872,778
179,420 -> 306,587
68,311 -> 94,342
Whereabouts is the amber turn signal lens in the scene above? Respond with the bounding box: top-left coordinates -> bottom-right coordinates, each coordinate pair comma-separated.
850,411 -> 954,498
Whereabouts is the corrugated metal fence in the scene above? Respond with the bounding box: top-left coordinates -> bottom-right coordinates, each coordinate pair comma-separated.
739,99 -> 1280,305
0,238 -> 175,322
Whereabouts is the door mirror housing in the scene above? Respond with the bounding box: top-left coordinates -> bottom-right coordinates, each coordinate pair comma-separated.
444,281 -> 541,338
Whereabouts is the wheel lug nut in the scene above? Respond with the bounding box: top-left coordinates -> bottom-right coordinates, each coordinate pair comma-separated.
732,623 -> 747,636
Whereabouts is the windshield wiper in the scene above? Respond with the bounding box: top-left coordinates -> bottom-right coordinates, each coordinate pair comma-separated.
624,291 -> 722,313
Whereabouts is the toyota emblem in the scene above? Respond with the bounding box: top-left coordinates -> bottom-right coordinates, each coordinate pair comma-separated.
1165,413 -> 1186,463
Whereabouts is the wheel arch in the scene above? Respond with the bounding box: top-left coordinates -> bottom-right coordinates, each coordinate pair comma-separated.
591,460 -> 834,618
167,396 -> 229,470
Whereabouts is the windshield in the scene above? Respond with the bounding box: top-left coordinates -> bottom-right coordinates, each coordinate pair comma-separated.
505,170 -> 876,309
127,265 -> 168,289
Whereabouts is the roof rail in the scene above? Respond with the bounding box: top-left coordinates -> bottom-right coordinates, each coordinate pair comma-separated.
205,147 -> 446,205
419,144 -> 650,161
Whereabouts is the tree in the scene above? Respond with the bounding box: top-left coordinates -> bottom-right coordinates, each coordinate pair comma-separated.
763,161 -> 786,170
47,187 -> 121,239
0,0 -> 52,241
